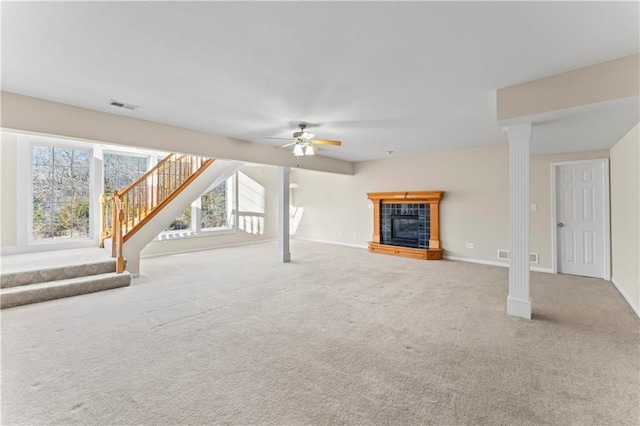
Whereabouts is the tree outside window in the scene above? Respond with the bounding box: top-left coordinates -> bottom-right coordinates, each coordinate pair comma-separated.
201,183 -> 227,229
32,145 -> 91,240
161,177 -> 233,234
103,153 -> 148,196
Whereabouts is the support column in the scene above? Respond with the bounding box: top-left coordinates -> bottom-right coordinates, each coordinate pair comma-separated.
278,166 -> 291,262
506,123 -> 532,319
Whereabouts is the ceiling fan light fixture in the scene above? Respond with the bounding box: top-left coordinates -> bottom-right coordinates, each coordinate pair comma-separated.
293,144 -> 305,156
304,145 -> 315,156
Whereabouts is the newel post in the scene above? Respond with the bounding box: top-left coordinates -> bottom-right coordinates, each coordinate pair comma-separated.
116,208 -> 125,274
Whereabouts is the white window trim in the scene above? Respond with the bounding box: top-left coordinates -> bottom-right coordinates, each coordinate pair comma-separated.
18,135 -> 100,250
155,174 -> 238,241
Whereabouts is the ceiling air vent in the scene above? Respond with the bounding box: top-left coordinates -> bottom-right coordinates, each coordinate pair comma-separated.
109,100 -> 139,111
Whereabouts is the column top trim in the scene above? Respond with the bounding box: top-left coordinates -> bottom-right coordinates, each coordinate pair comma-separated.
503,122 -> 532,140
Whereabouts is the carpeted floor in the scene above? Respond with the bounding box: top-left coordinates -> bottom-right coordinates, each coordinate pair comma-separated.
1,240 -> 638,425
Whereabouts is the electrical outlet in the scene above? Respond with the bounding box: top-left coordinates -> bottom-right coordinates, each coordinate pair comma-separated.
466,242 -> 475,249
353,232 -> 358,238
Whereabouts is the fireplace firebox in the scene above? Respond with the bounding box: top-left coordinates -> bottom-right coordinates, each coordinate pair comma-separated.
389,215 -> 419,247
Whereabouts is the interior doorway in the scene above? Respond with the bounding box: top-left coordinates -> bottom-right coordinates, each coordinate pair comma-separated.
552,159 -> 611,279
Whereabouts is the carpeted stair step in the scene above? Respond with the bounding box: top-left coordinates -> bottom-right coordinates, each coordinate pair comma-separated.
1,259 -> 123,289
0,272 -> 132,309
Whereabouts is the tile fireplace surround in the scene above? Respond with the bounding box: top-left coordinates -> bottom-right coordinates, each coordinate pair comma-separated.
367,191 -> 444,260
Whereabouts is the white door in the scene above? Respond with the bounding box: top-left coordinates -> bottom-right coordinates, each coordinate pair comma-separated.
556,161 -> 607,278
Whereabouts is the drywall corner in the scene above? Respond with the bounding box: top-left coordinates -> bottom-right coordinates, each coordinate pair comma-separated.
609,123 -> 640,315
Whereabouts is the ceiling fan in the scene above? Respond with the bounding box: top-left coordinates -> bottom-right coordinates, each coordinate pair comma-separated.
266,124 -> 342,156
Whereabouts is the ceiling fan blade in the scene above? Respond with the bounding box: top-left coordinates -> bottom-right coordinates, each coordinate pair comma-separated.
265,137 -> 294,141
312,139 -> 342,146
301,132 -> 315,140
276,142 -> 296,148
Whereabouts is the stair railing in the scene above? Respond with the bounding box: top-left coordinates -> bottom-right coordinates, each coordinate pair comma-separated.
113,194 -> 125,274
99,194 -> 113,248
100,153 -> 215,273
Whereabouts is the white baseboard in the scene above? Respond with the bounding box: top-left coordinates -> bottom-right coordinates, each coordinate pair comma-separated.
1,240 -> 98,256
444,255 -> 554,274
611,278 -> 640,318
289,245 -> 555,272
529,267 -> 554,274
140,238 -> 277,259
292,236 -> 368,250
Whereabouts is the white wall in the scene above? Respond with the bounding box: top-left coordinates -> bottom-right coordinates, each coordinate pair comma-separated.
0,132 -> 18,247
498,54 -> 639,120
293,143 -> 609,270
141,165 -> 278,258
610,123 -> 640,315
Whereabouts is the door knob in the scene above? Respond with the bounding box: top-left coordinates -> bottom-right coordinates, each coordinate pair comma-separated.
557,223 -> 565,227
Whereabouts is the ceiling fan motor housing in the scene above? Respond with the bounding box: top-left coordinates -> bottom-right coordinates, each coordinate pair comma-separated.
293,124 -> 307,139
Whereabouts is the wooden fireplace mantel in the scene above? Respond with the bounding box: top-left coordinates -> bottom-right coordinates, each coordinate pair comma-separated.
367,191 -> 444,260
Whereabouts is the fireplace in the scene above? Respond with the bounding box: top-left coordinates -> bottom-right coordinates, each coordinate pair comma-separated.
367,191 -> 444,260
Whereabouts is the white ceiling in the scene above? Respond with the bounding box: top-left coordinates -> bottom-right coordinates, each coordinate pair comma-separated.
2,1 -> 638,162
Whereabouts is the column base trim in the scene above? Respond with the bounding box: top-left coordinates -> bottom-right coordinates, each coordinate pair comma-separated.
278,252 -> 291,263
507,295 -> 532,319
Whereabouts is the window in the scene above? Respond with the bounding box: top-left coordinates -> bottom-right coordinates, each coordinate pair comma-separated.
32,145 -> 91,240
159,175 -> 235,237
103,152 -> 148,196
201,181 -> 229,230
165,207 -> 192,231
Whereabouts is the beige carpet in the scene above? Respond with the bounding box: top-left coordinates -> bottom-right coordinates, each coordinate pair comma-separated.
1,240 -> 638,425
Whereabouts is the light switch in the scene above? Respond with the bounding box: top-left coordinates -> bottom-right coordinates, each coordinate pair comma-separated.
531,204 -> 537,211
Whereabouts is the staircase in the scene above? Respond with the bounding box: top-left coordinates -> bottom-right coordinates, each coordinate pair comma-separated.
1,153 -> 220,309
0,248 -> 131,309
101,153 -> 216,273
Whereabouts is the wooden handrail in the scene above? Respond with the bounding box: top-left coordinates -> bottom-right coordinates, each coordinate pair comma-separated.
99,194 -> 108,247
116,152 -> 175,198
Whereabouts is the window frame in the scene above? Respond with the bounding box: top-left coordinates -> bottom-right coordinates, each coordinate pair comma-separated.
156,174 -> 238,241
18,135 -> 100,249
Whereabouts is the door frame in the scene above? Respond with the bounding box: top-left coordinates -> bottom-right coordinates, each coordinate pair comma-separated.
551,158 -> 611,280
